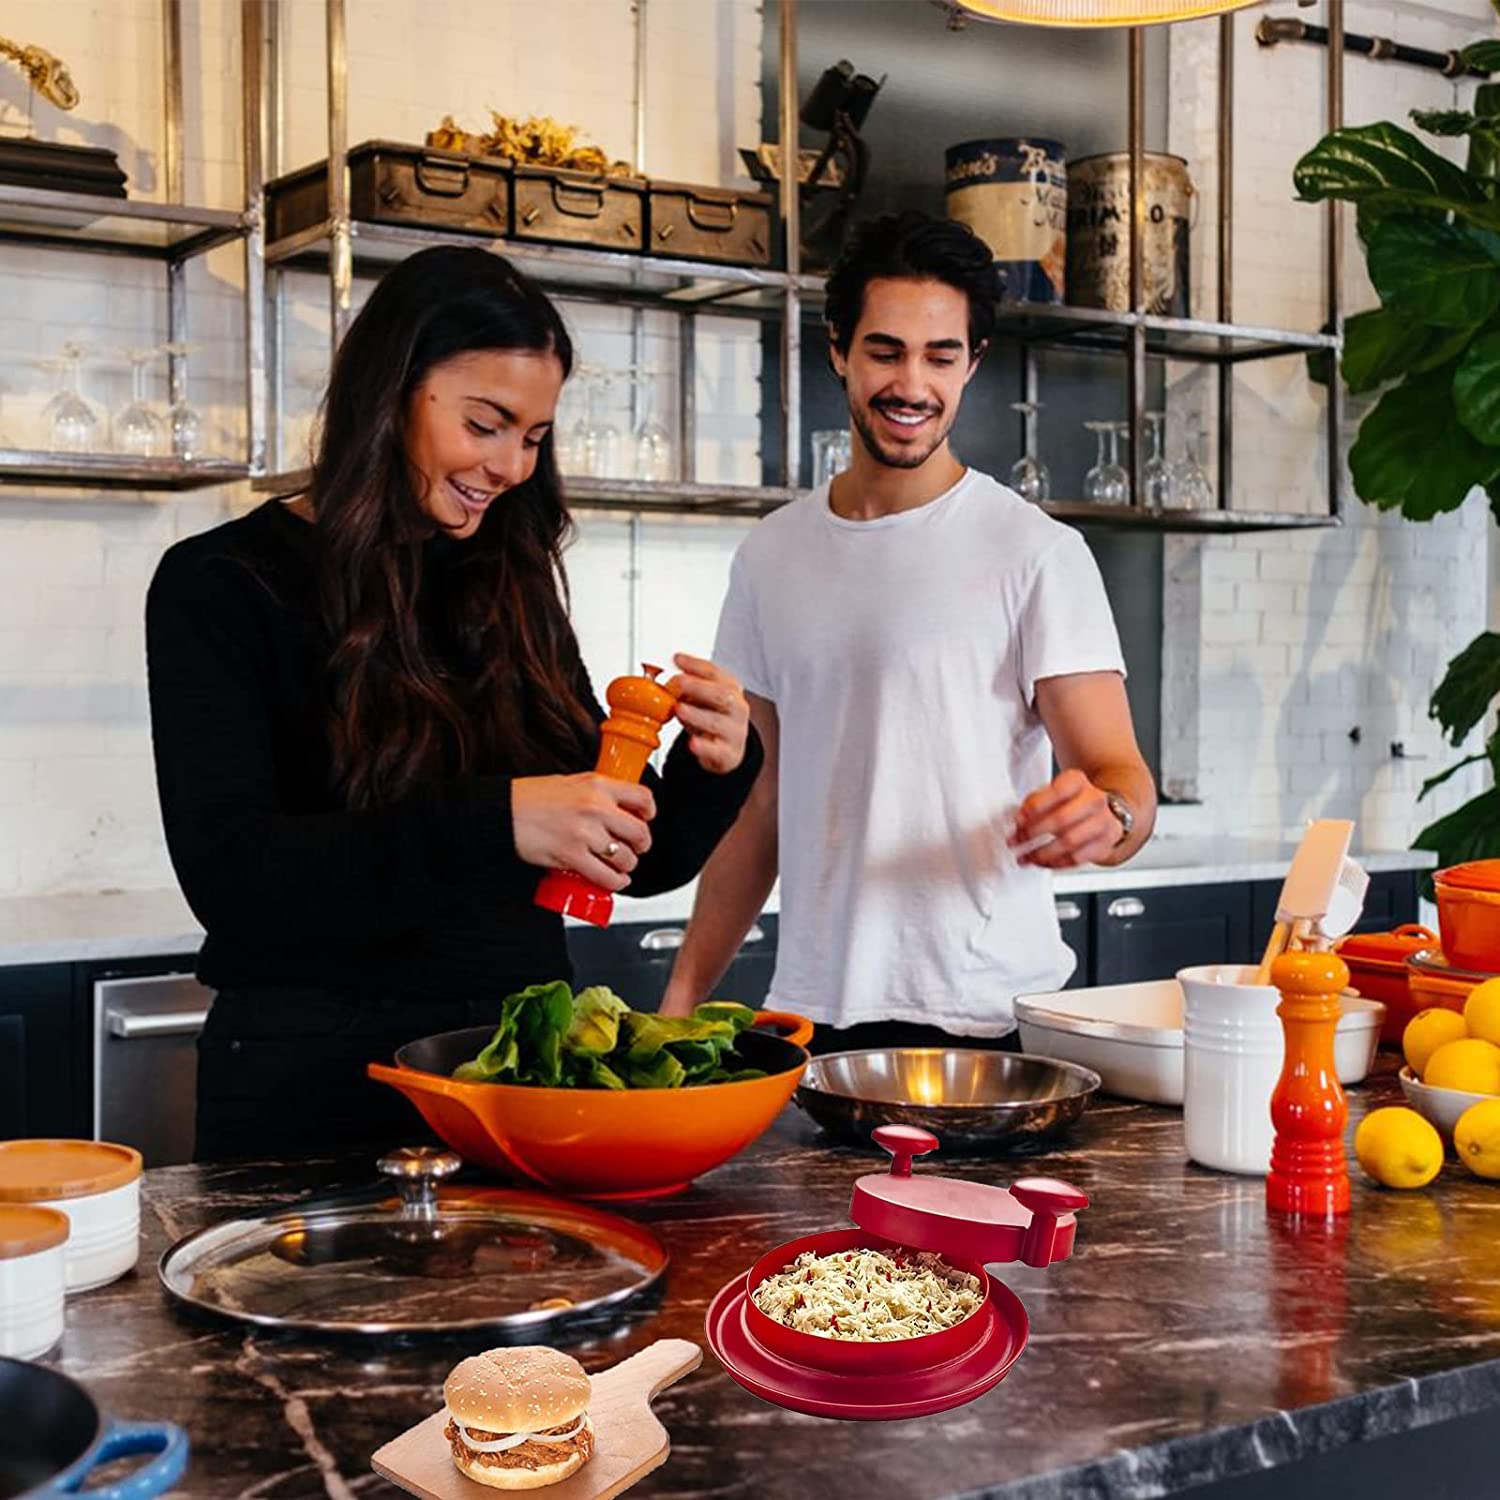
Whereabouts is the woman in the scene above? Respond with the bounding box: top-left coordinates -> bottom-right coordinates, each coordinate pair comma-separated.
146,246 -> 761,1161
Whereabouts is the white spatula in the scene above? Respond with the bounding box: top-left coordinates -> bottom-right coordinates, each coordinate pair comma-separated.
1253,819 -> 1355,986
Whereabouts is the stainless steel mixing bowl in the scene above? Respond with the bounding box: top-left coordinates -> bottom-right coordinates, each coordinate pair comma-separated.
793,1048 -> 1102,1152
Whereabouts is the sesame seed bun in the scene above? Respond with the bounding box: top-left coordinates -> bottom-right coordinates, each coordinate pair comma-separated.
444,1346 -> 591,1436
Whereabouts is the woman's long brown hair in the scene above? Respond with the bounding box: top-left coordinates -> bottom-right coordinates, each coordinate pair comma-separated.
306,246 -> 597,808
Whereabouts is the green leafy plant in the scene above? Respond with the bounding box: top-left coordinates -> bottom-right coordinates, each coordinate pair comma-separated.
452,982 -> 767,1088
1295,40 -> 1500,878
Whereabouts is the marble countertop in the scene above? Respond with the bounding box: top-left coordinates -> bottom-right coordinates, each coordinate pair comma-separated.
0,840 -> 1434,969
45,1064 -> 1500,1499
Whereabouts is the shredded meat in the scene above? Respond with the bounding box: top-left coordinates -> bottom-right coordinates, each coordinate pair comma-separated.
444,1418 -> 594,1472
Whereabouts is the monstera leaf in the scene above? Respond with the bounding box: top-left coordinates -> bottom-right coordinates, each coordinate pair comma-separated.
1338,308 -> 1475,394
1348,366 -> 1500,518
1295,122 -> 1496,228
1367,217 -> 1500,328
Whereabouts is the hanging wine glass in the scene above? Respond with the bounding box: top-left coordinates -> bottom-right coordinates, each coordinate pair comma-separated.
1082,420 -> 1123,503
48,341 -> 99,453
630,370 -> 674,482
1008,400 -> 1050,503
1173,414 -> 1214,509
1143,411 -> 1174,509
114,347 -> 165,457
160,341 -> 204,460
581,367 -> 622,478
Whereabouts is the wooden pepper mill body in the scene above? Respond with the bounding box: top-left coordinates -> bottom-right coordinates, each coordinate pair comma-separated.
533,666 -> 678,927
1266,948 -> 1351,1218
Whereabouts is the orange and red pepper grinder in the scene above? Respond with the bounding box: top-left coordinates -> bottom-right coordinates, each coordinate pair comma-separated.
533,663 -> 680,928
1266,947 -> 1351,1218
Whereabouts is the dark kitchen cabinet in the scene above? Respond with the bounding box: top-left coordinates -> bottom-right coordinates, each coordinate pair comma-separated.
0,963 -> 86,1139
1093,882 -> 1253,986
1054,895 -> 1090,989
565,915 -> 778,1014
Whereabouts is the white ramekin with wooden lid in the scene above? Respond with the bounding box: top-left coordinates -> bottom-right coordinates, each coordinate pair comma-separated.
0,1204 -> 69,1358
0,1141 -> 142,1291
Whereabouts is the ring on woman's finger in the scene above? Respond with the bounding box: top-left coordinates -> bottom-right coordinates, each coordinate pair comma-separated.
603,840 -> 620,859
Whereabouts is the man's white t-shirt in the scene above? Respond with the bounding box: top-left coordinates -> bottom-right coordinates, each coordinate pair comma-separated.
713,468 -> 1127,1034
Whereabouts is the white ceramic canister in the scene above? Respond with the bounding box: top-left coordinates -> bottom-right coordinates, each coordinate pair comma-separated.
0,1204 -> 69,1359
0,1140 -> 142,1291
1178,964 -> 1284,1176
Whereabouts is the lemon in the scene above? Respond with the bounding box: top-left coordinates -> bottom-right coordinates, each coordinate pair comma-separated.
1454,1099 -> 1500,1180
1464,977 -> 1500,1048
1424,1037 -> 1500,1095
1404,1007 -> 1468,1077
1354,1107 -> 1445,1189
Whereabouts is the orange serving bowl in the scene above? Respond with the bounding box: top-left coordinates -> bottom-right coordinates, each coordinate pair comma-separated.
1434,862 -> 1500,972
368,1010 -> 813,1200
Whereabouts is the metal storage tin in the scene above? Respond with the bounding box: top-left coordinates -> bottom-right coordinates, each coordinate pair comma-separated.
512,165 -> 646,252
944,137 -> 1067,304
1066,150 -> 1193,316
265,139 -> 512,242
647,180 -> 773,266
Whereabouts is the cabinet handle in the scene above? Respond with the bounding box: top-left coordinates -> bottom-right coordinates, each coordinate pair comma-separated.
1054,900 -> 1083,923
1106,897 -> 1145,921
105,1006 -> 210,1040
639,928 -> 685,952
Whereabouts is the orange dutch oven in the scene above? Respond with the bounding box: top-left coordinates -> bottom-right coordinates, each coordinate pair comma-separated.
368,1010 -> 814,1200
1434,861 -> 1500,973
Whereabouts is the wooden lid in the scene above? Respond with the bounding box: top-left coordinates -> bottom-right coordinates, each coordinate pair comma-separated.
0,1140 -> 142,1202
0,1204 -> 69,1259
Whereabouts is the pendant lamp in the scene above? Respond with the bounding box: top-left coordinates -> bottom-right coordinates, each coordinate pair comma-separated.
946,0 -> 1261,25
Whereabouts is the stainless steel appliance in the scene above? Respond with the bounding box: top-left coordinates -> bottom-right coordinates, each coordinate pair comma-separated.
93,971 -> 212,1167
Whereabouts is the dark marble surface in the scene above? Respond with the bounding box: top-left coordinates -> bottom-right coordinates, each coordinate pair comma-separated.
45,1062 -> 1500,1500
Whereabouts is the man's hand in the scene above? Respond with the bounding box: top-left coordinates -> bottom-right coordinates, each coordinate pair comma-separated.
1010,768 -> 1123,869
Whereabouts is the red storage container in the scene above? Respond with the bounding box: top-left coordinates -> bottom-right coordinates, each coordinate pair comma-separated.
1335,925 -> 1438,1044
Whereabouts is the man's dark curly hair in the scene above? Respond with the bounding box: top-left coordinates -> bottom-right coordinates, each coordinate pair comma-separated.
823,210 -> 1002,358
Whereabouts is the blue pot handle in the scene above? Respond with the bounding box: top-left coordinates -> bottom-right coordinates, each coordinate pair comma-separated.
61,1420 -> 189,1499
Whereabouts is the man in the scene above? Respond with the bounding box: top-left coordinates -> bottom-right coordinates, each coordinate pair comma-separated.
660,210 -> 1155,1050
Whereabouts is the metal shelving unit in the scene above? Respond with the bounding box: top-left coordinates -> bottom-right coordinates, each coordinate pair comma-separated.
0,0 -> 1343,525
0,0 -> 257,493
246,0 -> 1345,531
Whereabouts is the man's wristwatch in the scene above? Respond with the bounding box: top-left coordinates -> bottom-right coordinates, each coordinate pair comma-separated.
1104,791 -> 1134,847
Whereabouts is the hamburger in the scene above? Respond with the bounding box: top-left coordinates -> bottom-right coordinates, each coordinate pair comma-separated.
443,1345 -> 595,1490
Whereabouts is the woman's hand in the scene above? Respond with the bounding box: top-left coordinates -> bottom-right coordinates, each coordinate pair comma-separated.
512,774 -> 656,891
667,653 -> 750,774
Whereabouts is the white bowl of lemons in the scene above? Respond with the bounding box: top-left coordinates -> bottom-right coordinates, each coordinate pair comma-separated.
1395,981 -> 1500,1178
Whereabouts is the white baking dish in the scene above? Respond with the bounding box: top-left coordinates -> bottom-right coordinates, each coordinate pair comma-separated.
1014,981 -> 1384,1105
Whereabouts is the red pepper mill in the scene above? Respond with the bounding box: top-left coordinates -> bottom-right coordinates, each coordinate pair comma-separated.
534,663 -> 679,927
1266,947 -> 1352,1218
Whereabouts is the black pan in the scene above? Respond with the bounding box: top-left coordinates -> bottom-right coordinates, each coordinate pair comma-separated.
0,1358 -> 187,1500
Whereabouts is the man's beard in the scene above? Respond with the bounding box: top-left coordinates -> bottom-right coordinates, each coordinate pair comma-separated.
849,398 -> 950,472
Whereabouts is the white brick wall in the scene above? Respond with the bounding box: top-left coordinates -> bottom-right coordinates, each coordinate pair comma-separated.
0,0 -> 761,897
1163,0 -> 1497,847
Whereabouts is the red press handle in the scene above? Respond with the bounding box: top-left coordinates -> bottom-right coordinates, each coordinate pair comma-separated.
872,1124 -> 940,1178
1011,1177 -> 1090,1268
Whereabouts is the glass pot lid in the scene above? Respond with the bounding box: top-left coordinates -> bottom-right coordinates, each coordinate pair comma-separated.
158,1147 -> 668,1335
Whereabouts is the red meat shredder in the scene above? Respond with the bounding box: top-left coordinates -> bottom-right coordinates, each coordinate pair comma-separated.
706,1123 -> 1089,1420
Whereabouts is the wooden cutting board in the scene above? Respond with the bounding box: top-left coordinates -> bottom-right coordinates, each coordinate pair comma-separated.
371,1339 -> 703,1500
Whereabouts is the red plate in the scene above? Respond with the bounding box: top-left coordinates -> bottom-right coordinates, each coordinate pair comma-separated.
705,1270 -> 1029,1421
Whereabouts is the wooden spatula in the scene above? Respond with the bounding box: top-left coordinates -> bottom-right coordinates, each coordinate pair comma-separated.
372,1339 -> 702,1500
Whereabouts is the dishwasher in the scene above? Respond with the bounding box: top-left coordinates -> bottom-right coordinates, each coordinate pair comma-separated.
93,971 -> 214,1167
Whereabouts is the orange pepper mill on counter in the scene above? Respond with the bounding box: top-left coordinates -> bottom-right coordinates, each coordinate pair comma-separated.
1266,947 -> 1352,1218
533,663 -> 680,928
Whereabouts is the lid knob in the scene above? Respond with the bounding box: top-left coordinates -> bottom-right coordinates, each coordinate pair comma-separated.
378,1146 -> 463,1181
1011,1177 -> 1090,1268
872,1124 -> 940,1178
379,1146 -> 462,1222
